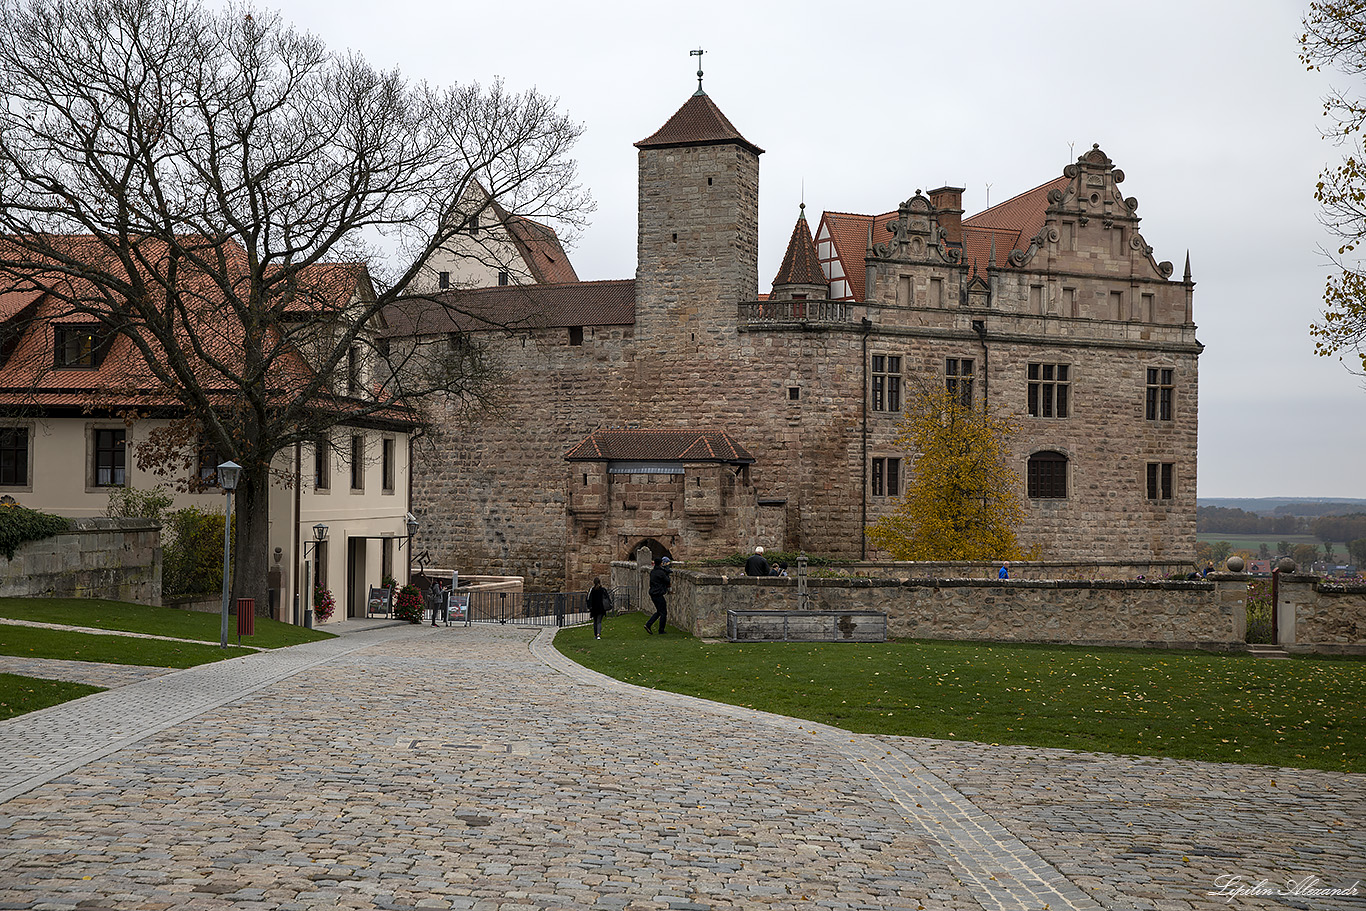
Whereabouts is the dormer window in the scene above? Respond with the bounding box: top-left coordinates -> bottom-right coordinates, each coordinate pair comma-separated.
54,324 -> 107,368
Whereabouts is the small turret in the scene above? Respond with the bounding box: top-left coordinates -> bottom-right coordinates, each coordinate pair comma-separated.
769,204 -> 828,301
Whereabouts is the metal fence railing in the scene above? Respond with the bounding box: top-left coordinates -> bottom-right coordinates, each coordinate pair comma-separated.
464,590 -> 590,627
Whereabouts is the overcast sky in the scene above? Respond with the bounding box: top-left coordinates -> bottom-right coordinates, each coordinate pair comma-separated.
283,0 -> 1363,500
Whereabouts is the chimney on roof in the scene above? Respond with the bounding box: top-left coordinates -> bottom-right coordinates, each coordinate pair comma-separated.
927,186 -> 965,245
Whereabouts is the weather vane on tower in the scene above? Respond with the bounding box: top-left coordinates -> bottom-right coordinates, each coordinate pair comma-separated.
691,47 -> 705,95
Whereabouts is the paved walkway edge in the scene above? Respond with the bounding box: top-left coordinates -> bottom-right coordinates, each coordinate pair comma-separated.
532,627 -> 1104,911
0,624 -> 430,805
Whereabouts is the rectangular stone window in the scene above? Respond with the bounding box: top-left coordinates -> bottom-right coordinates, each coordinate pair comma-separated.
1063,287 -> 1076,317
1111,226 -> 1125,257
93,428 -> 125,487
871,355 -> 901,412
314,436 -> 330,490
871,457 -> 900,497
1142,292 -> 1155,322
1147,462 -> 1174,500
930,278 -> 944,307
346,346 -> 361,397
0,427 -> 29,487
897,276 -> 910,307
1030,285 -> 1044,314
350,434 -> 365,491
1146,368 -> 1174,421
568,326 -> 584,346
787,386 -> 800,402
1027,364 -> 1070,418
946,357 -> 974,408
382,437 -> 395,493
1061,222 -> 1074,251
1111,290 -> 1125,320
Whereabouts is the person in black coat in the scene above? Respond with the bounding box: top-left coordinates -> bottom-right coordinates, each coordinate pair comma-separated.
744,545 -> 770,577
588,577 -> 611,639
645,557 -> 671,634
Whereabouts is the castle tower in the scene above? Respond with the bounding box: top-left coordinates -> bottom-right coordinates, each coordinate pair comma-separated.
634,87 -> 763,341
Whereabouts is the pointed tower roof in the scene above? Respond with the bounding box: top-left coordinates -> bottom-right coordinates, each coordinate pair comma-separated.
635,93 -> 764,156
771,205 -> 825,288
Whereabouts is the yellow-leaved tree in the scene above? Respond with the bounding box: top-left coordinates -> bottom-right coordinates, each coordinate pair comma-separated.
866,386 -> 1028,561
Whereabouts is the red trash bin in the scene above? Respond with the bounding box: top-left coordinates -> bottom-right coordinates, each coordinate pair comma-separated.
236,598 -> 255,638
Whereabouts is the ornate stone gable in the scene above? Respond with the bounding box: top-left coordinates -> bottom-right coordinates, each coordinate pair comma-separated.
870,191 -> 963,266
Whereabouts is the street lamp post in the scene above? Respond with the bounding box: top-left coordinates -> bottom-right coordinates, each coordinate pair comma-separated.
217,461 -> 242,649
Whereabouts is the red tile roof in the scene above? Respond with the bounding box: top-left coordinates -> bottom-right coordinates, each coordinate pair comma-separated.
959,176 -> 1071,270
0,235 -> 405,422
383,279 -> 635,336
635,93 -> 764,156
818,174 -> 1073,300
564,429 -> 754,463
772,207 -> 825,288
506,215 -> 580,284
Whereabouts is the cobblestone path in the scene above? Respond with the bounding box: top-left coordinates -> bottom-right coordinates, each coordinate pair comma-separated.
0,623 -> 1359,911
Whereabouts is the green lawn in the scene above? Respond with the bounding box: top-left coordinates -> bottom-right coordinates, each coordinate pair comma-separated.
0,623 -> 255,666
0,598 -> 335,648
557,616 -> 1366,773
0,672 -> 103,721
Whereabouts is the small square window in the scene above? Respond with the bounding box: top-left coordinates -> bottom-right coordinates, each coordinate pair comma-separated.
787,387 -> 800,401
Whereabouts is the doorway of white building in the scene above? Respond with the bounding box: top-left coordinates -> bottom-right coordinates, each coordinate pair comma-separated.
347,536 -> 368,618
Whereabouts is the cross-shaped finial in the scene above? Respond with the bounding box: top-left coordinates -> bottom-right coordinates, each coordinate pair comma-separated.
690,48 -> 705,95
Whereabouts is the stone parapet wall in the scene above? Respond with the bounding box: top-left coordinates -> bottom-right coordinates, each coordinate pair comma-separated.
822,560 -> 1195,581
618,561 -> 1244,649
1277,575 -> 1366,655
0,518 -> 161,605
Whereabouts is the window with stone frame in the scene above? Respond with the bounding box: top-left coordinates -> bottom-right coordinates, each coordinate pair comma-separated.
946,357 -> 974,408
381,437 -> 395,493
314,436 -> 330,490
871,355 -> 901,412
1027,451 -> 1068,499
871,457 -> 900,498
1027,363 -> 1070,418
93,428 -> 126,487
1147,461 -> 1174,501
1146,367 -> 1174,421
350,434 -> 365,491
0,427 -> 28,487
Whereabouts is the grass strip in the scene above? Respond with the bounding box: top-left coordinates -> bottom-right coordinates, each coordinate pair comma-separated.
0,672 -> 103,721
0,624 -> 254,667
556,615 -> 1365,774
0,598 -> 334,648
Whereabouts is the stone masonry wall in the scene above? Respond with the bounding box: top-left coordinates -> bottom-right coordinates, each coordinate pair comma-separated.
1277,574 -> 1366,655
625,563 -> 1244,649
0,518 -> 161,604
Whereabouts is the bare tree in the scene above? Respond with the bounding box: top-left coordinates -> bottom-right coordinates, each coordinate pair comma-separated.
0,0 -> 590,607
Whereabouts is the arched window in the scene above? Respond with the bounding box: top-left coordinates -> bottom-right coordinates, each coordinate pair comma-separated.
1027,451 -> 1068,499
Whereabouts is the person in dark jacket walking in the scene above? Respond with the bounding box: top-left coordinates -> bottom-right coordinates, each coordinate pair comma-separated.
744,545 -> 770,577
588,577 -> 611,639
645,556 -> 671,634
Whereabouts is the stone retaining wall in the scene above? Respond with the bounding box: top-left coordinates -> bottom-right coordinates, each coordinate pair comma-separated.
1276,574 -> 1366,655
616,561 -> 1244,649
0,518 -> 161,605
